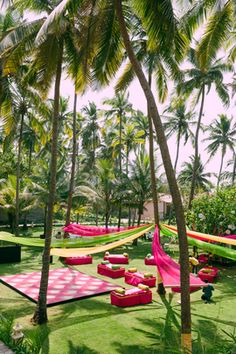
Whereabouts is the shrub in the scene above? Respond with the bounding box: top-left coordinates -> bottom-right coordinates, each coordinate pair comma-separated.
186,187 -> 236,235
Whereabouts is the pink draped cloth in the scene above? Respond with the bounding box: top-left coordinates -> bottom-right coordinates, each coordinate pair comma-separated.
152,226 -> 205,288
63,223 -> 138,236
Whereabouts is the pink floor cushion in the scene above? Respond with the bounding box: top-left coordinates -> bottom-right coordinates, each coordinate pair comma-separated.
97,264 -> 125,279
110,287 -> 152,307
198,254 -> 208,264
104,254 -> 129,264
144,256 -> 156,266
171,286 -> 201,293
65,255 -> 93,265
124,271 -> 156,287
198,266 -> 219,282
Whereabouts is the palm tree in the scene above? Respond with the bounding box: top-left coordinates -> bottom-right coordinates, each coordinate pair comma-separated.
204,114 -> 236,188
128,150 -> 152,225
178,47 -> 231,209
103,92 -> 132,174
163,98 -> 195,171
113,2 -> 193,350
81,102 -> 100,171
78,159 -> 116,227
178,155 -> 213,193
112,122 -> 145,175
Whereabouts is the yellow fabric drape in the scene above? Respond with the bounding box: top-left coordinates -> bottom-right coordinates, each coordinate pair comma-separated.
50,225 -> 153,257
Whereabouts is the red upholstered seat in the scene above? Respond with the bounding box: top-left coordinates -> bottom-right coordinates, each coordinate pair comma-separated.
97,264 -> 125,279
124,271 -> 156,287
110,288 -> 152,307
144,256 -> 156,265
65,255 -> 93,265
104,254 -> 129,264
198,266 -> 219,282
198,254 -> 208,264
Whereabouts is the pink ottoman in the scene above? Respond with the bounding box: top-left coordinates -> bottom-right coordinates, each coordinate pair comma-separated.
110,288 -> 152,307
198,266 -> 219,282
144,256 -> 156,266
198,254 -> 208,264
124,271 -> 156,287
104,254 -> 129,264
97,264 -> 125,279
65,255 -> 93,265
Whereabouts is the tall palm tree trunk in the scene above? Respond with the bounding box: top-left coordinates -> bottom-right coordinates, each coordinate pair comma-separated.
28,143 -> 33,175
32,42 -> 63,325
65,90 -> 78,226
232,153 -> 236,185
15,113 -> 24,236
217,148 -> 225,189
174,129 -> 181,171
188,85 -> 205,209
148,71 -> 159,227
115,2 -> 191,352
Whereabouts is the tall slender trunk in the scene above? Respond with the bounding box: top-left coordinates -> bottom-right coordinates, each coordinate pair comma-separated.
232,153 -> 236,185
128,203 -> 131,226
117,202 -> 122,228
65,91 -> 78,226
32,42 -> 63,325
174,129 -> 181,171
126,145 -> 129,176
119,113 -> 122,173
28,143 -> 33,175
115,2 -> 191,352
217,148 -> 225,189
15,113 -> 24,237
148,71 -> 159,226
188,85 -> 205,209
43,205 -> 47,236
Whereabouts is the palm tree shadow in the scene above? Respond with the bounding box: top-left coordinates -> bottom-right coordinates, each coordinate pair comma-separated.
67,340 -> 99,354
113,293 -> 182,354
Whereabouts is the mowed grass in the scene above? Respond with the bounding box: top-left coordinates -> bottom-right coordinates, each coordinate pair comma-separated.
0,237 -> 236,354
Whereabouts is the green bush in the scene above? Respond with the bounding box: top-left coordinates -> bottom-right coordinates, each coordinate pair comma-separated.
186,187 -> 236,235
0,314 -> 48,354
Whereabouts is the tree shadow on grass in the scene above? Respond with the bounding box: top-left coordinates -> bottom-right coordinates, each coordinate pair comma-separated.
112,294 -> 181,354
67,340 -> 99,354
48,296 -> 161,333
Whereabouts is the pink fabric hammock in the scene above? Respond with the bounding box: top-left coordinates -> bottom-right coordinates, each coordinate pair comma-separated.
63,223 -> 138,236
152,226 -> 205,288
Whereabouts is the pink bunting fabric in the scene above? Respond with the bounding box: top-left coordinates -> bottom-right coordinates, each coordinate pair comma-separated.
63,223 -> 137,236
152,226 -> 205,288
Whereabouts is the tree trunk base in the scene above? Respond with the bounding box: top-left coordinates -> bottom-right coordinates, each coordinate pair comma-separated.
157,282 -> 166,295
31,308 -> 48,325
181,333 -> 192,353
132,239 -> 138,246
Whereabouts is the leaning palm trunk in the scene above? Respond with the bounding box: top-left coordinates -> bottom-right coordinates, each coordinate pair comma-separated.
115,1 -> 191,352
65,91 -> 78,227
188,85 -> 205,209
32,43 -> 63,324
15,113 -> 24,237
174,129 -> 181,171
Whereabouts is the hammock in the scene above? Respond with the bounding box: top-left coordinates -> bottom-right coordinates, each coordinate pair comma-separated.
163,224 -> 236,246
50,224 -> 153,257
152,226 -> 205,288
161,225 -> 236,261
0,225 -> 153,256
63,223 -> 138,236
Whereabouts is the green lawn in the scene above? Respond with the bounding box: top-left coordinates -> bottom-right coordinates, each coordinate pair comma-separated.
0,237 -> 236,354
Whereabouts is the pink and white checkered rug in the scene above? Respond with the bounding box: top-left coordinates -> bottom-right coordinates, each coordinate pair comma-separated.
0,268 -> 117,306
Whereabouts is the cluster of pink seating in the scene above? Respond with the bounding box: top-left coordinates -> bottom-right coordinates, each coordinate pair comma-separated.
198,266 -> 219,282
65,255 -> 93,265
110,287 -> 152,307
